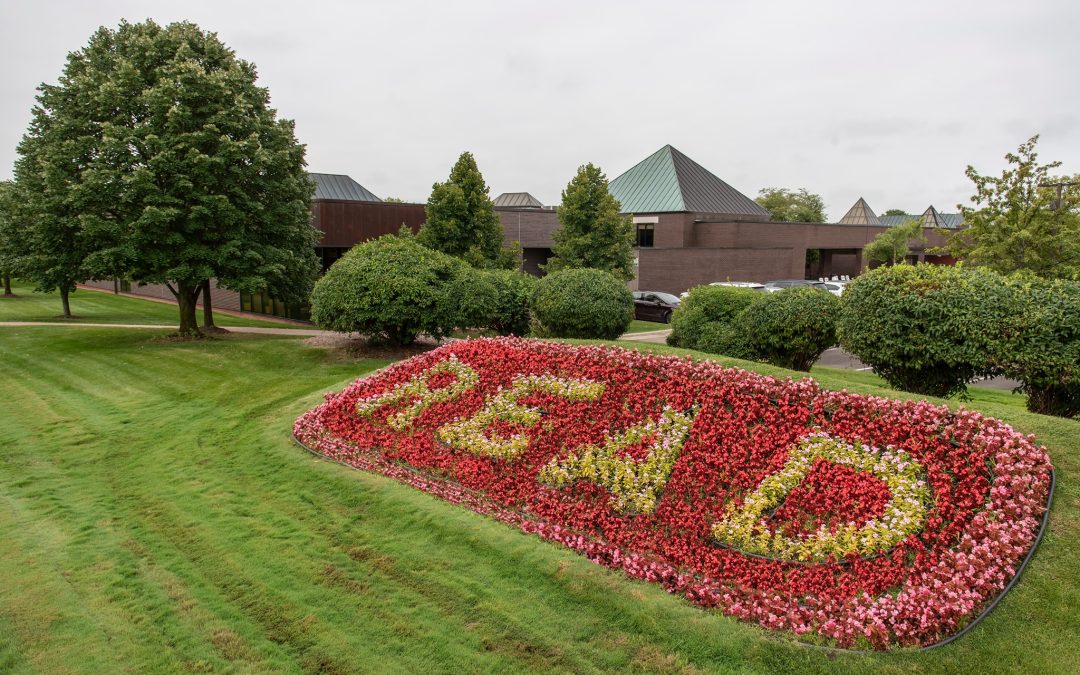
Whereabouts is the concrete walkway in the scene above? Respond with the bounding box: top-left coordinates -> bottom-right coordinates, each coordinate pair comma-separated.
618,329 -> 671,344
0,321 -> 332,336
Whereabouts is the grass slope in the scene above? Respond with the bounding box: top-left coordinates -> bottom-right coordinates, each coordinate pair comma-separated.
0,280 -> 307,329
0,327 -> 1076,673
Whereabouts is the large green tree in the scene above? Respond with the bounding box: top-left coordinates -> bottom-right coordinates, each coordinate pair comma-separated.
0,181 -> 22,297
948,135 -> 1080,279
882,208 -> 908,216
755,187 -> 827,223
545,163 -> 635,281
864,218 -> 925,265
15,20 -> 319,335
418,152 -> 514,269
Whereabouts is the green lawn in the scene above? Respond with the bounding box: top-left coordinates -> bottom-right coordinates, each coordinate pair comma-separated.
0,280 -> 308,329
0,325 -> 1076,673
625,319 -> 669,333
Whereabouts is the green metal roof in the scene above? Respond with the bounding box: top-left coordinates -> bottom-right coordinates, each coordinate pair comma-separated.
309,173 -> 381,202
608,145 -> 769,217
879,209 -> 963,229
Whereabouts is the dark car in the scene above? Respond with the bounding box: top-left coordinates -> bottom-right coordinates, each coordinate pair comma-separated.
632,291 -> 681,323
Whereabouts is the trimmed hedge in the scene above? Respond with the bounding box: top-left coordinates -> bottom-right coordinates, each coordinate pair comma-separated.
838,264 -> 1012,399
531,268 -> 633,340
310,233 -> 493,345
668,285 -> 762,351
481,269 -> 538,336
739,287 -> 841,371
997,276 -> 1080,418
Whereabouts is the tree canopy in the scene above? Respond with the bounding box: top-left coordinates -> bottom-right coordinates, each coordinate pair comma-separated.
755,188 -> 827,223
14,19 -> 319,333
0,181 -> 22,296
418,152 -> 514,269
864,218 -> 925,266
948,134 -> 1080,279
545,163 -> 635,281
882,208 -> 908,216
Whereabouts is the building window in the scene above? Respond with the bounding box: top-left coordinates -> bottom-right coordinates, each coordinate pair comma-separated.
239,290 -> 310,322
636,223 -> 654,248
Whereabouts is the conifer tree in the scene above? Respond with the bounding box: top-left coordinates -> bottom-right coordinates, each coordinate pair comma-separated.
419,152 -> 515,269
546,163 -> 635,281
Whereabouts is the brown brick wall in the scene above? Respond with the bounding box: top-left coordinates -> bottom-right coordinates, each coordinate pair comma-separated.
637,248 -> 799,294
82,279 -> 242,311
497,208 -> 560,248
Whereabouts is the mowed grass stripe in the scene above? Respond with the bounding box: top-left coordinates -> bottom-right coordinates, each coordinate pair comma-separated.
1,326 -> 1077,673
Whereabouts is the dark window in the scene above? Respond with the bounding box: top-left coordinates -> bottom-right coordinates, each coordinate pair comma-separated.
636,223 -> 654,248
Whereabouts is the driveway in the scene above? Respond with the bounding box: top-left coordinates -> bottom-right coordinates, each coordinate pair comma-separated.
619,332 -> 1021,392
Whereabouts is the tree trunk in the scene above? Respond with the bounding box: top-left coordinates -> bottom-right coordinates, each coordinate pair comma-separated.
171,281 -> 202,338
1026,384 -> 1080,419
60,285 -> 72,318
2,272 -> 12,297
200,278 -> 217,328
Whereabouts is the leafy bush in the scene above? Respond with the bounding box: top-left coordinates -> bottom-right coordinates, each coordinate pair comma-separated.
310,233 -> 492,345
481,269 -> 538,336
531,268 -> 633,340
838,264 -> 1012,398
667,285 -> 762,350
996,277 -> 1080,418
739,287 -> 841,371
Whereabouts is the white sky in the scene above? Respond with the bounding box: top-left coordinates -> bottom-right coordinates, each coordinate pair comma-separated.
2,0 -> 1078,219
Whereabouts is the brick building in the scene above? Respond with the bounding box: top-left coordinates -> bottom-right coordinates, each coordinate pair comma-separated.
496,145 -> 958,294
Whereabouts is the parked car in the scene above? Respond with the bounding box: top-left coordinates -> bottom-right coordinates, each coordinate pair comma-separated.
632,291 -> 681,323
763,279 -> 831,293
818,280 -> 847,297
679,281 -> 766,299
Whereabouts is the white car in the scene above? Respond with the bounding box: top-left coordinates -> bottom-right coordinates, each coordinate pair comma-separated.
680,281 -> 766,299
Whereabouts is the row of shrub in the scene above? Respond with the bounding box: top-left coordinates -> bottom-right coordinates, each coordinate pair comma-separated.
309,233 -> 634,345
667,285 -> 841,372
669,264 -> 1078,418
838,264 -> 1079,418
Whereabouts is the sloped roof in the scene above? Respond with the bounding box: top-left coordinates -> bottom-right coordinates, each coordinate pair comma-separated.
608,145 -> 769,217
493,192 -> 544,208
836,197 -> 882,225
920,205 -> 948,228
309,173 -> 381,202
879,211 -> 964,229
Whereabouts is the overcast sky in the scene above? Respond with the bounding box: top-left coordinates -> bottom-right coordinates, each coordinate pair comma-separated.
2,0 -> 1078,219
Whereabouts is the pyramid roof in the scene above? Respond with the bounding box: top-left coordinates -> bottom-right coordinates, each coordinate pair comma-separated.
608,145 -> 769,217
836,197 -> 882,225
493,192 -> 544,208
309,173 -> 381,202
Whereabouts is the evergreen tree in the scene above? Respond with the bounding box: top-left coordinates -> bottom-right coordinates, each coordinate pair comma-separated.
418,152 -> 514,269
546,164 -> 635,281
14,20 -> 319,335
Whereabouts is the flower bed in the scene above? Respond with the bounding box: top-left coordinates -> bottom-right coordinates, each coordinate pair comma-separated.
294,338 -> 1053,649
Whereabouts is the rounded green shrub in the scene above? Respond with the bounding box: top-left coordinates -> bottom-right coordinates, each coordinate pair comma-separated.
737,287 -> 840,371
310,233 -> 492,345
668,285 -> 762,350
531,268 -> 633,340
996,276 -> 1080,418
480,269 -> 538,336
838,264 -> 1011,398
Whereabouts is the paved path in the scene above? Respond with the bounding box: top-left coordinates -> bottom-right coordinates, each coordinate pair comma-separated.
0,321 -> 332,336
618,329 -> 671,344
617,331 -> 1020,392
